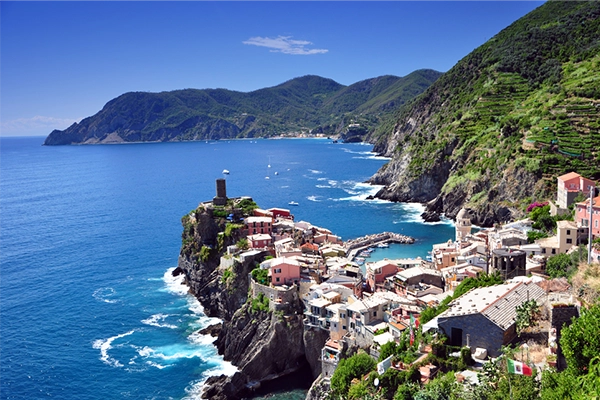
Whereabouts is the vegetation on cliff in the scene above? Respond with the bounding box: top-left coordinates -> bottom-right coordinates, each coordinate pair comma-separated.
371,1 -> 600,225
44,70 -> 441,145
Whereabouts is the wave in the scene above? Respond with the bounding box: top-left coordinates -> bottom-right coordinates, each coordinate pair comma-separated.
316,184 -> 332,189
183,361 -> 239,400
93,330 -> 136,368
92,287 -> 119,304
391,203 -> 455,226
141,313 -> 178,329
334,181 -> 388,203
162,268 -> 189,296
308,169 -> 323,174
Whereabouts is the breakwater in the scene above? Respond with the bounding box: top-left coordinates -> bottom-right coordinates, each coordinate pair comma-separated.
345,232 -> 415,260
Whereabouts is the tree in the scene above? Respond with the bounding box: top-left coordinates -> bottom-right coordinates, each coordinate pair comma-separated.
560,302 -> 600,375
545,253 -> 574,278
515,299 -> 540,335
330,352 -> 377,397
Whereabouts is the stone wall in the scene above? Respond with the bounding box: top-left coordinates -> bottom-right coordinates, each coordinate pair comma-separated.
249,276 -> 300,313
551,304 -> 579,371
438,313 -> 505,357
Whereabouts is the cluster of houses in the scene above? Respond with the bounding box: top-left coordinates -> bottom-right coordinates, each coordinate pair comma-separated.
209,172 -> 599,383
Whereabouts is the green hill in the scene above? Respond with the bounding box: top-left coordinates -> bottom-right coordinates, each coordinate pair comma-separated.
370,1 -> 600,226
43,71 -> 441,145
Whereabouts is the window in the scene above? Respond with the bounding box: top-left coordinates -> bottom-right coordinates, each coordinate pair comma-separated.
567,238 -> 572,244
274,268 -> 281,273
373,311 -> 377,317
276,277 -> 280,282
342,325 -> 347,330
552,249 -> 556,254
542,248 -> 546,254
567,230 -> 571,235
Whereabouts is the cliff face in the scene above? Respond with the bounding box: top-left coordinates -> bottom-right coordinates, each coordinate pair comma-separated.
177,204 -> 327,399
369,1 -> 600,226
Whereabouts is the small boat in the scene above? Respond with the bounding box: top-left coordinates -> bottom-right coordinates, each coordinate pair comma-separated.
222,169 -> 230,174
355,257 -> 365,265
377,243 -> 389,248
288,201 -> 299,206
265,176 -> 270,180
274,172 -> 279,175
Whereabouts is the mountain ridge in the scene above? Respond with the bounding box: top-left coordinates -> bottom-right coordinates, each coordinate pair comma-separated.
43,70 -> 442,145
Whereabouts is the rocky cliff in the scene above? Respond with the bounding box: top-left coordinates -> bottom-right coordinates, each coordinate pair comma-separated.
176,201 -> 328,399
369,1 -> 600,226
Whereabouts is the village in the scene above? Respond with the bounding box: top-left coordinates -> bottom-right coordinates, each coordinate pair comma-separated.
204,172 -> 599,395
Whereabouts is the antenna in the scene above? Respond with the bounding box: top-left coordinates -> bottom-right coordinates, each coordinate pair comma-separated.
588,186 -> 594,265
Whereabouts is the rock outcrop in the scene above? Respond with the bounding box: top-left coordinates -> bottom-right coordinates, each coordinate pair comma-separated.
176,204 -> 327,399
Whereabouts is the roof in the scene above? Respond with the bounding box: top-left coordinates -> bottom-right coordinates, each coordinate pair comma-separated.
439,282 -> 546,330
246,216 -> 273,223
456,208 -> 470,220
247,233 -> 272,241
269,257 -> 301,267
558,172 -> 581,181
310,297 -> 331,308
397,266 -> 442,280
576,195 -> 600,209
557,220 -> 577,229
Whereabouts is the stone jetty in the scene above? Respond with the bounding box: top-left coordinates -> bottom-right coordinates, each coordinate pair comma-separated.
345,231 -> 415,260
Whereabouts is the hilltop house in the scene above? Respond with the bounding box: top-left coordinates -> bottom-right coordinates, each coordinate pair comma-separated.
535,220 -> 586,256
556,172 -> 595,209
433,281 -> 546,357
265,257 -> 301,286
246,216 -> 273,235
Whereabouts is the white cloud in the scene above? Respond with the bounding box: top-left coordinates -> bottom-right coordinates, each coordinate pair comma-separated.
1,116 -> 81,136
243,36 -> 328,55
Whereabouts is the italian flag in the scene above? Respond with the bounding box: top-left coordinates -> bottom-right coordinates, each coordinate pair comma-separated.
507,358 -> 533,376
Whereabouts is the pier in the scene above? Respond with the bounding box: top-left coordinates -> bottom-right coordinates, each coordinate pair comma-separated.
345,232 -> 415,261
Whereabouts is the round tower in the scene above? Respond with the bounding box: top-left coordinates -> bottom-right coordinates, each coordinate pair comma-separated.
456,208 -> 472,242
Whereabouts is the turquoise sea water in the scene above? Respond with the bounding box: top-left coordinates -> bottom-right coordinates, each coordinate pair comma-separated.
0,137 -> 455,399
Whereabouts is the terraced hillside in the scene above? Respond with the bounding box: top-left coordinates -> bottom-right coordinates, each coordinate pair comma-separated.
370,1 -> 600,226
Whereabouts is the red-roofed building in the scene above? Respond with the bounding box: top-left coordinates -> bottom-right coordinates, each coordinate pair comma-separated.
576,195 -> 600,238
557,172 -> 595,209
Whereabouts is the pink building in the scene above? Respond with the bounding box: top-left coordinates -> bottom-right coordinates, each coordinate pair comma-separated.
557,172 -> 595,209
247,233 -> 272,249
246,216 -> 273,235
575,195 -> 600,238
268,257 -> 301,286
365,260 -> 400,292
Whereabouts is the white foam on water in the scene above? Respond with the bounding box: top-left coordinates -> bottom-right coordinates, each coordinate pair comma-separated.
92,330 -> 135,368
146,361 -> 170,370
92,287 -> 119,304
182,361 -> 239,400
162,268 -> 189,296
394,202 -> 454,226
316,184 -> 332,189
141,313 -> 178,329
307,195 -> 321,202
308,169 -> 323,174
317,177 -> 327,181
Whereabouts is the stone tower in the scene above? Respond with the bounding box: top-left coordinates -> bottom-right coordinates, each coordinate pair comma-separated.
213,178 -> 227,206
455,208 -> 472,242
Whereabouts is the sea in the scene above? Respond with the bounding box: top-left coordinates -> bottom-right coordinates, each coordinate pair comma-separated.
0,137 -> 455,400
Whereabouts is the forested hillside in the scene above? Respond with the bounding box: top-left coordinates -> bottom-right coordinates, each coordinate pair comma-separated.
370,1 -> 600,226
43,70 -> 441,145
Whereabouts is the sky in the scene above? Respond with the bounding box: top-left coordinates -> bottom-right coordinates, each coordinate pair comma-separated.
1,1 -> 544,137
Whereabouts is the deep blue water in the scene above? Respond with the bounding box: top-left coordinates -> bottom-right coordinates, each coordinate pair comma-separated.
0,137 -> 455,399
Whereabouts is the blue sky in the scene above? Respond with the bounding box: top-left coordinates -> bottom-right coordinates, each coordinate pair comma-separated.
1,1 -> 543,137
